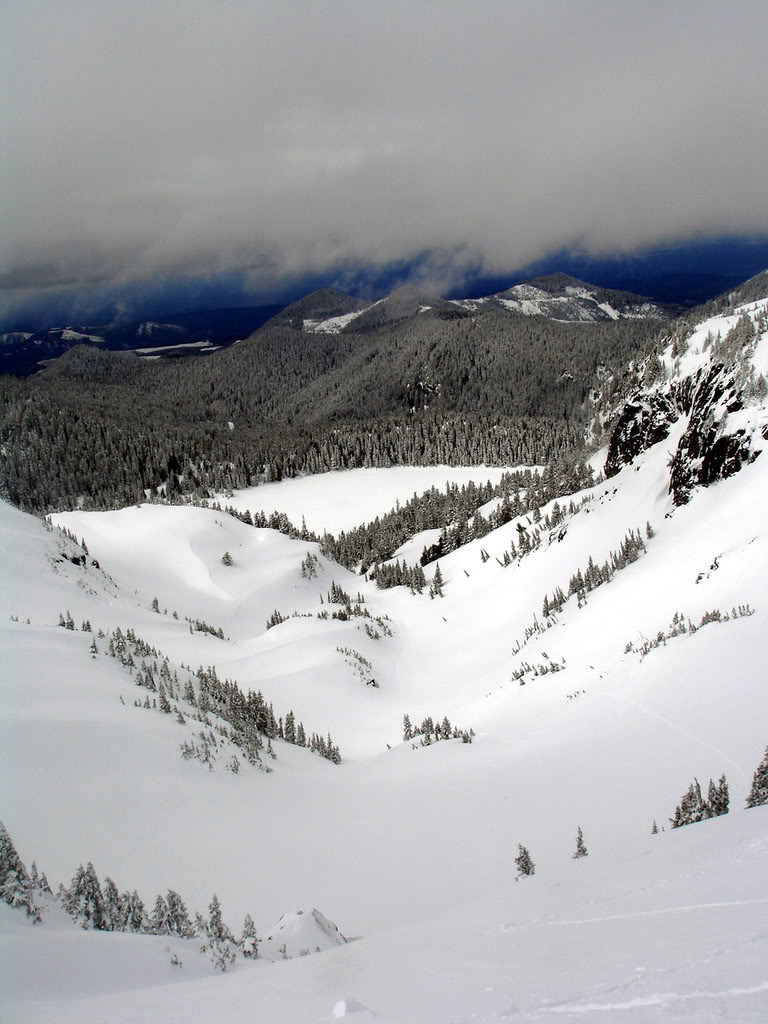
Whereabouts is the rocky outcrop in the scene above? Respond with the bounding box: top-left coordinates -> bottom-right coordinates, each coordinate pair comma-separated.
668,363 -> 758,505
604,391 -> 679,478
605,362 -> 762,503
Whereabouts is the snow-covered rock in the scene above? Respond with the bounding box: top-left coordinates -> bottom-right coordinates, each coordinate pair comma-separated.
261,908 -> 346,960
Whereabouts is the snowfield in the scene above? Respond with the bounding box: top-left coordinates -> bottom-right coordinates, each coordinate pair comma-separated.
3,299 -> 768,1022
214,464 -> 511,535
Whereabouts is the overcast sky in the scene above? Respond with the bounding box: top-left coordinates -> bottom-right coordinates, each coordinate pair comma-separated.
3,0 -> 768,320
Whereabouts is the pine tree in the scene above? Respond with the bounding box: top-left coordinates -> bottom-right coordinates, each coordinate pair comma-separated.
240,913 -> 260,959
0,821 -> 30,894
151,894 -> 170,934
166,889 -> 194,937
284,710 -> 296,744
122,889 -> 148,933
63,862 -> 106,929
102,876 -> 123,931
746,746 -> 768,808
201,893 -> 237,972
707,775 -> 729,817
222,551 -> 233,566
651,819 -> 659,835
515,843 -> 535,877
572,826 -> 588,859
157,682 -> 172,714
432,562 -> 444,597
670,778 -> 705,828
403,713 -> 413,742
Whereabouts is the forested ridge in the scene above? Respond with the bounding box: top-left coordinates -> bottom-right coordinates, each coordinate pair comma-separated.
0,279 -> 681,514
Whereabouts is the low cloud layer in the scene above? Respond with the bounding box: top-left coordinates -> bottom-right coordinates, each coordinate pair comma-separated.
3,0 -> 768,318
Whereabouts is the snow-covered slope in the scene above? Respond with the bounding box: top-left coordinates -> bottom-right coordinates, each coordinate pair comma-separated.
3,297 -> 768,1022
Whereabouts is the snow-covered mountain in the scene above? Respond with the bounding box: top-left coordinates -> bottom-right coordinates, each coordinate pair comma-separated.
2,289 -> 768,1022
284,275 -> 677,336
451,272 -> 679,322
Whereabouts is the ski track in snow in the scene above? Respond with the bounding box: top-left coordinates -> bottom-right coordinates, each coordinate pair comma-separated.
542,979 -> 768,1016
600,690 -> 753,786
535,895 -> 768,928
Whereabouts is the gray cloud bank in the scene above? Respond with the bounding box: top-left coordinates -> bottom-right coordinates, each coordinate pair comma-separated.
3,0 -> 768,316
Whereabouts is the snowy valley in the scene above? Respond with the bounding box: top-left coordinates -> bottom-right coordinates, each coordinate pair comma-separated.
2,289 -> 768,1023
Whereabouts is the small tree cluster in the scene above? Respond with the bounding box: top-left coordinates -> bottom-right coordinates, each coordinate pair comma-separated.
624,605 -> 754,658
670,775 -> 729,828
403,713 -> 474,745
0,821 -> 44,922
368,559 -> 427,593
3,822 -> 262,975
745,745 -> 768,808
300,552 -> 319,579
542,527 -> 647,615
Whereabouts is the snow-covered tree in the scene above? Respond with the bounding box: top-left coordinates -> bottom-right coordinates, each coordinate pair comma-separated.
515,843 -> 535,877
572,826 -> 588,859
707,775 -> 729,817
121,889 -> 149,933
240,913 -> 260,959
402,713 -> 413,742
166,889 -> 194,937
102,876 -> 123,931
63,862 -> 106,929
151,894 -> 171,934
670,778 -> 706,828
671,775 -> 729,827
200,893 -> 237,972
745,746 -> 768,808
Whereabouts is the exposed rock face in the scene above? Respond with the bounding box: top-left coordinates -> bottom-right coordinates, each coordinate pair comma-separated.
604,392 -> 679,479
605,352 -> 764,504
669,363 -> 757,505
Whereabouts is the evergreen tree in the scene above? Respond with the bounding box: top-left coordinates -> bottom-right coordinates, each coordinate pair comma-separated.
166,889 -> 194,937
745,745 -> 768,809
432,562 -> 444,597
707,775 -> 730,817
284,710 -> 296,745
63,862 -> 106,929
572,826 -> 588,859
670,778 -> 706,828
157,683 -> 172,714
102,876 -> 123,930
240,913 -> 260,959
151,894 -> 171,934
515,843 -> 535,877
201,893 -> 237,972
402,713 -> 413,742
221,551 -> 233,566
122,889 -> 149,933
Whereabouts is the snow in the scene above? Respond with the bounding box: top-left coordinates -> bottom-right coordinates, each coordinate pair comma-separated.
661,297 -> 768,380
260,908 -> 346,960
134,340 -> 215,354
3,301 -> 768,1022
59,328 -> 104,343
214,465 -> 510,534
